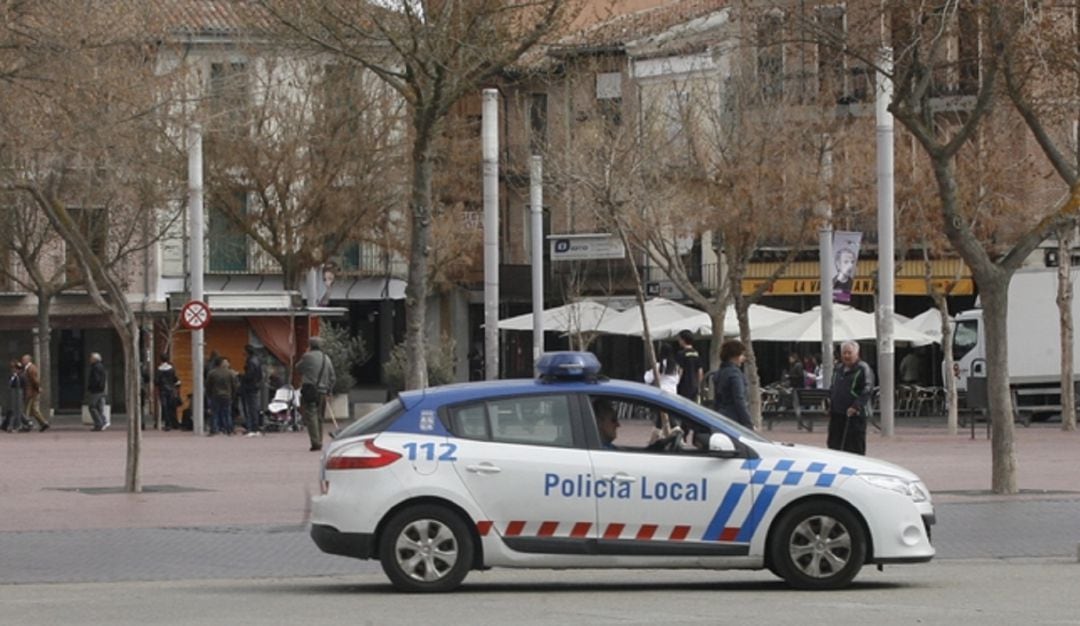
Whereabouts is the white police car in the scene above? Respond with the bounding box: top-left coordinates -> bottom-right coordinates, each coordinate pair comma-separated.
310,352 -> 934,592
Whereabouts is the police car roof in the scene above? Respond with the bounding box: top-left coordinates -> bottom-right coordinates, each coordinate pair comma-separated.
399,377 -> 663,407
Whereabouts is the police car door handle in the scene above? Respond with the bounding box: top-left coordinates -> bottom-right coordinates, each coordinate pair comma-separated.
603,473 -> 637,484
466,463 -> 502,474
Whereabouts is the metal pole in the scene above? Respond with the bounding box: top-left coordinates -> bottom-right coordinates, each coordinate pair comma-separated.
482,89 -> 500,380
188,125 -> 205,436
876,48 -> 896,437
530,155 -> 545,363
819,139 -> 834,386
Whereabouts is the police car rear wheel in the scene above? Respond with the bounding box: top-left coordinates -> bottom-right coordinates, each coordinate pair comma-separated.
379,505 -> 474,593
769,500 -> 865,590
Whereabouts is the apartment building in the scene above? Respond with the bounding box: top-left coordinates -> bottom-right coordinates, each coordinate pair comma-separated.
476,0 -> 1074,378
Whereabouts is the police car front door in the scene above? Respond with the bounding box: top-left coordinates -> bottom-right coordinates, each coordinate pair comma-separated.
586,398 -> 755,556
448,394 -> 597,553
589,448 -> 755,556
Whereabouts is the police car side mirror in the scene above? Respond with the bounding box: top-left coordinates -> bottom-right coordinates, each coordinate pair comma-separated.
708,433 -> 738,456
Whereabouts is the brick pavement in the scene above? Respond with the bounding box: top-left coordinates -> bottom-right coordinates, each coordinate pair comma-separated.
1,413 -> 1078,533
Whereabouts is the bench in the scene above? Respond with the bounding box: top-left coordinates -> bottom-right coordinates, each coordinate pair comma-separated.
764,388 -> 832,432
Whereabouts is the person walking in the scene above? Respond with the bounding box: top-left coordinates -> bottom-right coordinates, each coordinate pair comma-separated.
828,341 -> 875,455
20,354 -> 49,432
786,353 -> 805,389
206,357 -> 238,436
711,340 -> 753,429
644,342 -> 682,442
155,354 -> 180,431
674,330 -> 703,403
298,336 -> 335,452
240,345 -> 264,436
5,360 -> 28,432
86,353 -> 108,431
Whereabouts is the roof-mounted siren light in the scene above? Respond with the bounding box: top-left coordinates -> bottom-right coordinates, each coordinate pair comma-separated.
535,351 -> 603,383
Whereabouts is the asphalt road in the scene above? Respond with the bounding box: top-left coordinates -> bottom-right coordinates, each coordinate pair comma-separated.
2,560 -> 1077,626
2,498 -> 1078,586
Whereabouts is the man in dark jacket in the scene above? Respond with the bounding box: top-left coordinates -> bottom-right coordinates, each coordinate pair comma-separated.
155,355 -> 180,431
712,340 -> 753,429
86,353 -> 108,431
674,330 -> 703,403
298,337 -> 335,451
240,345 -> 264,435
206,357 -> 239,435
828,341 -> 875,455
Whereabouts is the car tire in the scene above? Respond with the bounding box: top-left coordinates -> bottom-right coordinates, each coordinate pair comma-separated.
379,504 -> 474,593
768,500 -> 866,590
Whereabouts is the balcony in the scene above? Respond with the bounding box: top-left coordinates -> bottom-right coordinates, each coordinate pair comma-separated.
206,241 -> 407,281
0,261 -> 30,295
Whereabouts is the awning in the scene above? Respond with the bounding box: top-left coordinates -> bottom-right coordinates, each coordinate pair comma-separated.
742,258 -> 974,296
169,291 -> 348,317
327,277 -> 406,301
202,275 -> 406,301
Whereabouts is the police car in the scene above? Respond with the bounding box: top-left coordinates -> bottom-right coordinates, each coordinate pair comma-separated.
310,352 -> 934,592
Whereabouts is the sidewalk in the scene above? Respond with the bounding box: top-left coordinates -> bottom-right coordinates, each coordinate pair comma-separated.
1,413 -> 1078,533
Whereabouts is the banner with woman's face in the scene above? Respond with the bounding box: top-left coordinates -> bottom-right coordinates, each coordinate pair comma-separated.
832,231 -> 862,303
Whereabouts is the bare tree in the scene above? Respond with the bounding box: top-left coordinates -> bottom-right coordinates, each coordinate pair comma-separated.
1056,223 -> 1075,431
796,2 -> 1079,492
1000,3 -> 1080,432
0,1 -> 186,491
202,53 -> 406,290
549,101 -> 666,373
262,0 -> 584,389
663,66 -> 834,425
0,193 -> 79,423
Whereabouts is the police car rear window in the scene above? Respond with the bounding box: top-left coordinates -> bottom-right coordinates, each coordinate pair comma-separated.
449,395 -> 574,448
334,399 -> 404,439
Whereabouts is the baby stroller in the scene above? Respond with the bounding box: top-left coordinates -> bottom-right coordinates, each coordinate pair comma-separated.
265,385 -> 303,432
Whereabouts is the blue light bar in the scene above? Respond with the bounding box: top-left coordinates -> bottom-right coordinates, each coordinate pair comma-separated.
535,352 -> 602,381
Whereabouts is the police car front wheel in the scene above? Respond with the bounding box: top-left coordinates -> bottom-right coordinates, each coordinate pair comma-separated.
769,500 -> 866,590
379,504 -> 475,593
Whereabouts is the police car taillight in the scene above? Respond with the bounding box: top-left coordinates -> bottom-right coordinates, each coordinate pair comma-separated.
535,351 -> 603,382
325,438 -> 402,470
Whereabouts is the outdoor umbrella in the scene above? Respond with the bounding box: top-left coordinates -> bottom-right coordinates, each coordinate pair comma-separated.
596,298 -> 799,339
751,305 -> 936,344
596,298 -> 711,339
496,300 -> 616,334
902,308 -> 950,347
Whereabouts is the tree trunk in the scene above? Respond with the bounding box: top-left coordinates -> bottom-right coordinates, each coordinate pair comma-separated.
120,317 -> 142,492
404,128 -> 435,390
932,293 -> 959,436
707,308 -> 724,374
35,290 -> 53,422
1057,226 -> 1076,431
979,274 -> 1018,494
617,230 -> 658,380
735,295 -> 762,429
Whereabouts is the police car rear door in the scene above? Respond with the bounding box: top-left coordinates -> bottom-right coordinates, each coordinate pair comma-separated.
447,393 -> 598,554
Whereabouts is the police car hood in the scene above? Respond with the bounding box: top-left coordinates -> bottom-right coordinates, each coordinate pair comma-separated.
749,439 -> 923,482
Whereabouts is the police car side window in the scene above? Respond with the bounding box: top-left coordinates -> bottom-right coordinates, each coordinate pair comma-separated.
487,395 -> 574,448
451,404 -> 490,440
592,395 -> 709,454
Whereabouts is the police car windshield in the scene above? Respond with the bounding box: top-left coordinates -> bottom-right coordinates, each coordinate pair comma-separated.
662,392 -> 770,443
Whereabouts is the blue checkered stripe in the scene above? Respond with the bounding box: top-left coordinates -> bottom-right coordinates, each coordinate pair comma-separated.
743,458 -> 859,488
701,459 -> 858,543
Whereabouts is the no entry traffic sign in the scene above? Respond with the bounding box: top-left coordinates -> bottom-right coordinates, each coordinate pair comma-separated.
180,300 -> 212,331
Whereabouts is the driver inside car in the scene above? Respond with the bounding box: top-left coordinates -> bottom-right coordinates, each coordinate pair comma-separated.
593,399 -> 620,449
594,397 -> 708,453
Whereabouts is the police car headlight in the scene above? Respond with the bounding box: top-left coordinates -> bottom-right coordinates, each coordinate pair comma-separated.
858,474 -> 929,502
